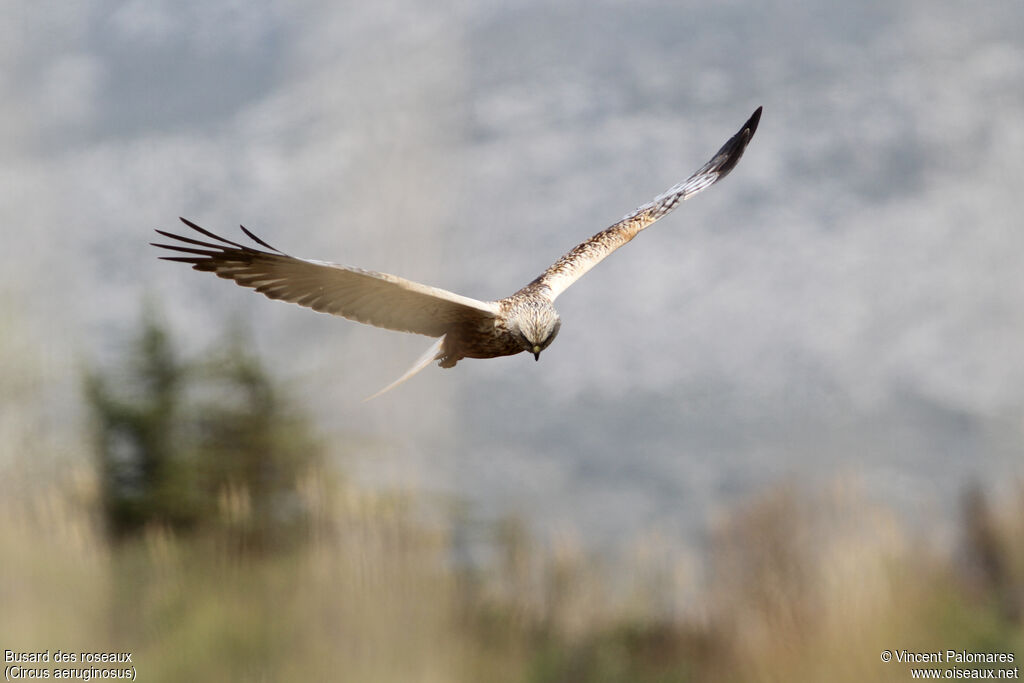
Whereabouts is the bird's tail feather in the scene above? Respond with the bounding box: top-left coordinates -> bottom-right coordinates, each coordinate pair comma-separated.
363,336 -> 445,401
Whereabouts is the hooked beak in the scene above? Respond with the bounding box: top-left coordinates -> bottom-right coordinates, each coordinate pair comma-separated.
532,345 -> 541,361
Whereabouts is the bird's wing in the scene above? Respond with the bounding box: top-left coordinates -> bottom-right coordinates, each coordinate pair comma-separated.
153,218 -> 500,338
525,106 -> 761,301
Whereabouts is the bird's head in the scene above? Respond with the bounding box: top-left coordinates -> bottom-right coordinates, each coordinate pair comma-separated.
512,304 -> 561,361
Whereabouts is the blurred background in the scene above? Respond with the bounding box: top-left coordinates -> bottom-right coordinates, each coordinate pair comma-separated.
2,0 -> 1022,680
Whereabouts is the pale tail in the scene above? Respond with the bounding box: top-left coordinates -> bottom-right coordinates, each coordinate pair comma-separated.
363,336 -> 445,401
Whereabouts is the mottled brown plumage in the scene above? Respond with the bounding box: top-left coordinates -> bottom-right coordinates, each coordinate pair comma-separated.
153,107 -> 761,397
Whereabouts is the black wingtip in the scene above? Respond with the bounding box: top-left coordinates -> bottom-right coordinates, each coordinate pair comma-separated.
239,224 -> 281,252
173,217 -> 250,248
710,106 -> 763,178
746,106 -> 762,138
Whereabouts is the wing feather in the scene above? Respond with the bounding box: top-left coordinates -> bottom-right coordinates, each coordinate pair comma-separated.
527,106 -> 761,300
153,219 -> 500,337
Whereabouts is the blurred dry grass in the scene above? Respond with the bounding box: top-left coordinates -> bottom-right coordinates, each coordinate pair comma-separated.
1,308 -> 1021,681
1,463 -> 1021,682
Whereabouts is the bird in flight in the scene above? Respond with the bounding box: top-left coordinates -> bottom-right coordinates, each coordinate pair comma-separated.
154,107 -> 761,398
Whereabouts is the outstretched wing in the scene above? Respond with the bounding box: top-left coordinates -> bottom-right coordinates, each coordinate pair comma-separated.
526,106 -> 761,301
153,218 -> 500,337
